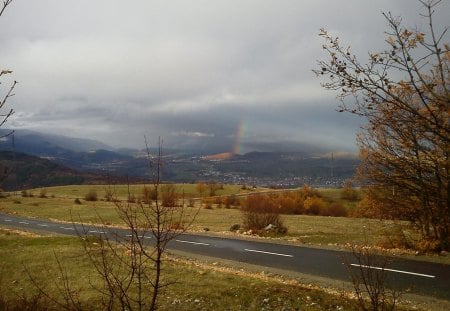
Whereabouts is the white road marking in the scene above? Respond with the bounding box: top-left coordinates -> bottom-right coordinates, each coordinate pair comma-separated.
19,221 -> 29,225
175,239 -> 209,246
88,230 -> 105,234
4,219 -> 12,222
124,234 -> 151,239
61,227 -> 74,230
244,248 -> 293,258
350,264 -> 436,278
38,224 -> 49,227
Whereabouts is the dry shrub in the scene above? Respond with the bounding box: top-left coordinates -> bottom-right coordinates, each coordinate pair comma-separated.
241,186 -> 350,218
39,188 -> 47,198
142,186 -> 156,204
203,197 -> 213,209
225,195 -> 238,208
325,203 -> 348,217
242,194 -> 287,234
84,190 -> 98,202
161,184 -> 177,207
304,196 -> 326,215
104,188 -> 114,202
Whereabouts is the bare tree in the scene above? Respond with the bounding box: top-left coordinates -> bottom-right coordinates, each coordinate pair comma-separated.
0,0 -> 16,187
78,138 -> 198,311
315,0 -> 449,250
0,0 -> 16,138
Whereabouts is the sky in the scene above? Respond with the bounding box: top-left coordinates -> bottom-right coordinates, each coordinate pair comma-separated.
0,0 -> 448,153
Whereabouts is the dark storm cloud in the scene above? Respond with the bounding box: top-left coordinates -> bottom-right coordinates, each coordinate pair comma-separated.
1,0 -> 448,152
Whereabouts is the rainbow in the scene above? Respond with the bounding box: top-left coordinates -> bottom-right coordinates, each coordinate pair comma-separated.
232,120 -> 246,155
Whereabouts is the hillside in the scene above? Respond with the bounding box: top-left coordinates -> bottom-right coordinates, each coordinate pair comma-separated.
0,151 -> 118,191
0,130 -> 359,188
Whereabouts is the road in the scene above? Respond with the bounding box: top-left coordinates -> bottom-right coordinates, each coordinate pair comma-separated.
1,212 -> 449,301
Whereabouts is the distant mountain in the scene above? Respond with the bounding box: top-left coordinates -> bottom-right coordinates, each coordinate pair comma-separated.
0,130 -> 359,188
0,151 -> 117,191
0,129 -> 114,154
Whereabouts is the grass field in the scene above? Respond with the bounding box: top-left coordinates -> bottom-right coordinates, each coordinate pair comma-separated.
0,228 -> 363,310
0,185 -> 445,310
0,184 -> 425,252
21,184 -> 264,200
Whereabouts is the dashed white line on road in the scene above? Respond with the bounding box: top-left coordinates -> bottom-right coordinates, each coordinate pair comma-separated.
19,221 -> 29,225
4,219 -> 12,222
175,239 -> 209,246
88,230 -> 105,234
349,264 -> 436,278
124,234 -> 151,239
244,248 -> 294,258
61,227 -> 74,230
38,224 -> 49,227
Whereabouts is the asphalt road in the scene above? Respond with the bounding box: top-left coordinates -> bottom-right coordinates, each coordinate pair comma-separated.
1,212 -> 449,301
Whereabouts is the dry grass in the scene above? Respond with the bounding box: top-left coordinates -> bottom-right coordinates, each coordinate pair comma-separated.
0,229 -> 362,310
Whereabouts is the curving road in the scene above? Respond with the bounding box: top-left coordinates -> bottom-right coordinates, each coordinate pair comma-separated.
1,212 -> 449,301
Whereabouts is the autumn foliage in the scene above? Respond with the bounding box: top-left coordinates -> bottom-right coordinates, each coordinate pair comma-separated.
316,0 -> 449,250
241,186 -> 348,233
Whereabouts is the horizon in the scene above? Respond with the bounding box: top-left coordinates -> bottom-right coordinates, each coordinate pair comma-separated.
1,1 -> 448,153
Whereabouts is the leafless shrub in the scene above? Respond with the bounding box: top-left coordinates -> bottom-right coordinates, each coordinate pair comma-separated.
343,245 -> 403,310
77,138 -> 199,311
84,190 -> 98,202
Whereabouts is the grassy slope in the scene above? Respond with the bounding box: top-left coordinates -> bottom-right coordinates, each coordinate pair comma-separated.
0,193 -> 414,248
0,228 -> 361,310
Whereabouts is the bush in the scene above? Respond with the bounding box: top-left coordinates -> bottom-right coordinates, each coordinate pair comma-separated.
225,195 -> 238,208
242,194 -> 287,235
161,184 -> 177,207
325,203 -> 348,217
142,186 -> 157,204
303,196 -> 326,215
84,190 -> 98,201
39,188 -> 47,198
104,188 -> 114,202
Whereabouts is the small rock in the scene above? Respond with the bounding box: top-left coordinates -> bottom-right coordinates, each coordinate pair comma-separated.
263,298 -> 270,303
439,250 -> 447,256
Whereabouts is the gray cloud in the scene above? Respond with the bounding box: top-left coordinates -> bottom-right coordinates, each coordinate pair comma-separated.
1,0 -> 448,153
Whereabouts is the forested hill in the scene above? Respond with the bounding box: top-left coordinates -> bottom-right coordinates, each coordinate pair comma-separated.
0,151 -> 122,191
